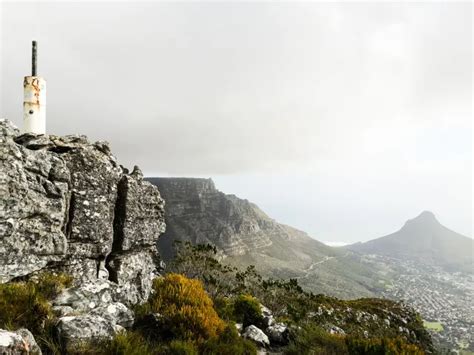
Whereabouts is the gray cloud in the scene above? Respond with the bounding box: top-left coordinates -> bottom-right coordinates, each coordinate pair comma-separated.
1,1 -> 471,242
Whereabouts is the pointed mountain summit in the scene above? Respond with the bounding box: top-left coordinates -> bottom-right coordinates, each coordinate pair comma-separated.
348,211 -> 473,272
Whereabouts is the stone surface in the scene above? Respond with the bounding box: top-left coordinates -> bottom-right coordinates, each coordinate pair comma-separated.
260,304 -> 275,327
147,177 -> 280,257
89,302 -> 134,328
266,323 -> 289,345
0,328 -> 41,355
0,119 -> 165,305
56,315 -> 116,350
14,329 -> 42,355
243,325 -> 270,347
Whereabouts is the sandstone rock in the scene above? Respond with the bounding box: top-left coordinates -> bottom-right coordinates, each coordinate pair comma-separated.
53,279 -> 115,312
56,315 -> 116,350
14,329 -> 41,355
260,304 -> 275,327
0,328 -> 41,355
266,323 -> 289,345
0,119 -> 165,304
0,119 -> 68,282
243,325 -> 270,347
90,302 -> 134,328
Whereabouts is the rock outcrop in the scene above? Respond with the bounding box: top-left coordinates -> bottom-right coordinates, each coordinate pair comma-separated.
147,178 -> 274,258
0,328 -> 41,355
0,119 -> 165,304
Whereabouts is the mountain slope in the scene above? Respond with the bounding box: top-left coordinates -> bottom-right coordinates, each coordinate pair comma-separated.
347,211 -> 473,273
147,177 -> 382,299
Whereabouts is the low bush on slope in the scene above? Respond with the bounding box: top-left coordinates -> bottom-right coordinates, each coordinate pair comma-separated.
0,244 -> 432,354
166,242 -> 433,353
0,273 -> 73,352
136,273 -> 226,342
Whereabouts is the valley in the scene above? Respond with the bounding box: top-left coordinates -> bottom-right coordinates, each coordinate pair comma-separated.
147,177 -> 473,352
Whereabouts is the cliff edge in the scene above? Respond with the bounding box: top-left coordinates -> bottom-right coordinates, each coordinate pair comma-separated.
0,119 -> 165,303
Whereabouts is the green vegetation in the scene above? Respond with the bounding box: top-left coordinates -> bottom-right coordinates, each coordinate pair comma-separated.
135,273 -> 225,343
285,324 -> 425,355
423,321 -> 444,332
0,272 -> 73,353
0,243 -> 433,354
233,294 -> 264,328
166,242 -> 433,353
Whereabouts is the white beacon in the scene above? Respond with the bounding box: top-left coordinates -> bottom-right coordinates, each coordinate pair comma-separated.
23,41 -> 46,134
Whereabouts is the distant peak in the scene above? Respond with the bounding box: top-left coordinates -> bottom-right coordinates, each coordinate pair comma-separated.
405,210 -> 439,226
417,210 -> 436,219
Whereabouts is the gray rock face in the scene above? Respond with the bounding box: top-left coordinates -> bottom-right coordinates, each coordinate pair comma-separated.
56,315 -> 116,350
0,328 -> 41,355
0,119 -> 165,304
243,325 -> 270,347
147,177 -> 278,258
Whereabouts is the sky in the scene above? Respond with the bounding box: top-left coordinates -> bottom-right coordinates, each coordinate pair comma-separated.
0,1 -> 472,243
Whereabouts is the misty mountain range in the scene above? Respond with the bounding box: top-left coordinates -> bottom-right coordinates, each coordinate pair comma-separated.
347,210 -> 473,273
147,177 -> 472,299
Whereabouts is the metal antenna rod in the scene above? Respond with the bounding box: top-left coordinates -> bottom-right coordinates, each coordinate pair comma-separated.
32,41 -> 37,76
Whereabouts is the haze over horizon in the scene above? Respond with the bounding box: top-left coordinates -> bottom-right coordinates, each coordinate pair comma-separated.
1,1 -> 471,243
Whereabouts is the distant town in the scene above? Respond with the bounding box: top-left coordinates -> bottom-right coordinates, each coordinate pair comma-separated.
364,255 -> 474,352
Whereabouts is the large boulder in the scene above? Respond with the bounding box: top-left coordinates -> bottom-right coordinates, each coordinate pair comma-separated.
56,315 -> 116,351
243,325 -> 270,347
0,119 -> 166,304
0,328 -> 41,355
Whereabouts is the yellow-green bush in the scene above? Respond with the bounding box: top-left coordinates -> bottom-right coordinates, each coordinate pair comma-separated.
138,273 -> 225,343
0,273 -> 71,335
0,281 -> 52,334
233,294 -> 264,328
0,273 -> 73,354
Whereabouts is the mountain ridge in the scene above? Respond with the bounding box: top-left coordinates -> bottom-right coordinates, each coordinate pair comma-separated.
147,177 -> 383,299
347,210 -> 473,273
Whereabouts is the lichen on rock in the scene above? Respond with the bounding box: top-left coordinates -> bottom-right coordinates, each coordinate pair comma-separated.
0,119 -> 165,304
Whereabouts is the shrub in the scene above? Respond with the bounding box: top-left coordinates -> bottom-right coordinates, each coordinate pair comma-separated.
137,273 -> 225,343
0,273 -> 73,354
35,272 -> 73,299
97,331 -> 155,355
200,323 -> 257,355
0,272 -> 71,334
213,296 -> 234,321
166,340 -> 199,355
0,282 -> 52,334
346,336 -> 425,355
233,294 -> 264,328
67,331 -> 158,355
169,242 -> 238,300
284,324 -> 348,355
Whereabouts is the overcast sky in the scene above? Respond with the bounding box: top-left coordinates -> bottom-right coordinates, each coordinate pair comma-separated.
1,1 -> 472,243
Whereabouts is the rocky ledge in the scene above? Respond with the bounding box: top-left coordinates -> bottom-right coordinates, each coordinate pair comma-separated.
0,119 -> 165,351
